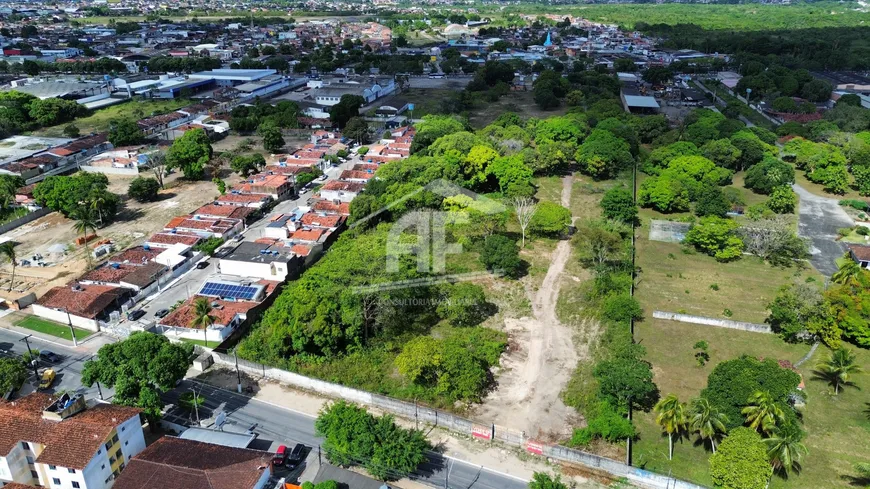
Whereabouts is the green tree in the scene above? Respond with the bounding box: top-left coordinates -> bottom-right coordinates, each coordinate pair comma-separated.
344,117 -> 370,144
689,397 -> 728,454
744,157 -> 795,194
709,427 -> 773,489
742,390 -> 786,434
594,353 -> 659,413
654,394 -> 688,460
437,283 -> 488,327
813,347 -> 862,395
128,177 -> 160,202
0,241 -> 17,292
329,94 -> 365,129
108,118 -> 144,147
259,123 -> 285,153
764,424 -> 808,476
81,332 -> 194,420
166,129 -> 212,180
33,173 -> 118,220
694,184 -> 731,218
701,138 -> 742,170
480,234 -> 522,278
315,401 -> 429,480
63,123 -> 80,138
411,115 -> 465,153
600,186 -> 637,224
230,154 -> 266,177
684,216 -> 744,261
72,207 -> 97,269
529,201 -> 571,237
189,297 -> 216,345
528,472 -> 569,489
767,185 -> 797,214
730,131 -> 768,170
575,129 -> 633,180
0,357 -> 26,395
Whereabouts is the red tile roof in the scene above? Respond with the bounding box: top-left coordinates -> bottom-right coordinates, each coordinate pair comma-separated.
80,263 -> 140,284
112,437 -> 270,489
36,284 -> 129,319
0,394 -> 141,470
288,228 -> 325,242
299,213 -> 345,229
311,201 -> 351,215
340,170 -> 375,181
109,246 -> 161,265
146,232 -> 202,247
849,245 -> 870,261
194,204 -> 256,221
216,193 -> 271,205
321,181 -> 364,192
159,297 -> 253,329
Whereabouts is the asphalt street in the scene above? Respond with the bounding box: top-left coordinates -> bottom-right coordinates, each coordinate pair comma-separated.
163,380 -> 529,489
0,327 -> 112,400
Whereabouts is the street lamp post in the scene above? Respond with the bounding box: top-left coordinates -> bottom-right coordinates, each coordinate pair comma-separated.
63,308 -> 78,347
90,356 -> 103,400
233,349 -> 242,393
20,335 -> 39,383
190,387 -> 201,426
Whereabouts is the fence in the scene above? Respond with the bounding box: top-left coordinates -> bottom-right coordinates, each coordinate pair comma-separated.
653,310 -> 771,333
0,207 -> 51,235
211,352 -> 705,489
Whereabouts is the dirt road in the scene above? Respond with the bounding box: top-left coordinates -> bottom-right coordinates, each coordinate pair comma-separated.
475,176 -> 580,440
793,183 -> 853,276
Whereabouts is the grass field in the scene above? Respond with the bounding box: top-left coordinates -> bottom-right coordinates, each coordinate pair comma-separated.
635,236 -> 820,323
15,316 -> 93,341
794,171 -> 865,200
33,99 -> 192,137
632,319 -> 870,489
178,337 -> 221,348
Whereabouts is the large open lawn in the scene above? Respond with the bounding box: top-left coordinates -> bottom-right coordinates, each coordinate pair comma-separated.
14,315 -> 93,341
632,318 -> 870,489
635,235 -> 820,323
33,99 -> 192,137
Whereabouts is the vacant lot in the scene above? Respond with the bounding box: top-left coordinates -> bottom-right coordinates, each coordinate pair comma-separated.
13,314 -> 93,341
33,99 -> 192,137
469,91 -> 569,128
0,175 -> 230,298
632,319 -> 870,489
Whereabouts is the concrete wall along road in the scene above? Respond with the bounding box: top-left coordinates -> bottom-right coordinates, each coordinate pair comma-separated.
211,351 -> 706,489
0,207 -> 50,235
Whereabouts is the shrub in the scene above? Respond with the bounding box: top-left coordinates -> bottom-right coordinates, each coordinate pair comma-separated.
857,226 -> 870,236
684,216 -> 744,262
709,427 -> 773,489
600,186 -> 637,224
838,227 -> 853,238
601,294 -> 643,323
529,201 -> 572,236
480,234 -> 522,278
128,177 -> 160,202
569,401 -> 636,446
194,236 -> 224,256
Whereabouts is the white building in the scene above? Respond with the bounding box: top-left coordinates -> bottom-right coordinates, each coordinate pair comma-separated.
218,242 -> 303,281
0,394 -> 146,489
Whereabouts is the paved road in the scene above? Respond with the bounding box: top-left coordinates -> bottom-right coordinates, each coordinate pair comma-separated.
0,327 -> 112,400
163,380 -> 529,489
793,183 -> 854,276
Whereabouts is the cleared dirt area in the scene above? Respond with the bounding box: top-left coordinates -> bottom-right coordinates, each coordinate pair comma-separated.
0,174 -> 231,298
475,176 -> 581,441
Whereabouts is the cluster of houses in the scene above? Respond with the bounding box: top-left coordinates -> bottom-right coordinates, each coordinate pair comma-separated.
0,391 -> 280,489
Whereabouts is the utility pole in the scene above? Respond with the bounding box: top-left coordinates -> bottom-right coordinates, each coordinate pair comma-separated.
90,355 -> 103,400
64,308 -> 78,347
20,335 -> 39,383
234,349 -> 242,393
190,387 -> 201,426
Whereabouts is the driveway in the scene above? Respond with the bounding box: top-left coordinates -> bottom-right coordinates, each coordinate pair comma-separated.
793,183 -> 854,276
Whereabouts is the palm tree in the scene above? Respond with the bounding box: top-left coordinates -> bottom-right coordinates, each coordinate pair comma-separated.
189,297 -> 216,346
0,241 -> 17,292
764,426 -> 808,476
832,255 -> 863,286
742,391 -> 785,435
813,347 -> 863,395
688,397 -> 728,454
654,394 -> 688,460
89,196 -> 106,226
71,207 -> 97,269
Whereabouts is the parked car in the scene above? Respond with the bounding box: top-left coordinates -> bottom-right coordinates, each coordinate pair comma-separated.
317,174 -> 328,182
272,445 -> 288,467
155,309 -> 170,318
39,369 -> 56,390
214,248 -> 233,258
196,261 -> 210,270
39,350 -> 61,363
127,310 -> 146,321
286,444 -> 306,469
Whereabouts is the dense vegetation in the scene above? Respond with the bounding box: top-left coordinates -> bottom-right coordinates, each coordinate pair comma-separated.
0,90 -> 88,137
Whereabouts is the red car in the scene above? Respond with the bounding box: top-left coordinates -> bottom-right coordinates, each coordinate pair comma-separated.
272,445 -> 288,467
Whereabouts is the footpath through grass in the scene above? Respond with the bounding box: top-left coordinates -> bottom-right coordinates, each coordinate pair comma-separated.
15,316 -> 93,341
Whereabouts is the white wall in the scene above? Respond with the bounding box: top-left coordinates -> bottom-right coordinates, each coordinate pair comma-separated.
117,415 -> 146,463
320,189 -> 357,203
253,467 -> 272,489
31,305 -> 99,332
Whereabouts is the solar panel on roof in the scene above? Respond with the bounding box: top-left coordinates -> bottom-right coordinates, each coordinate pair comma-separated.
199,282 -> 259,301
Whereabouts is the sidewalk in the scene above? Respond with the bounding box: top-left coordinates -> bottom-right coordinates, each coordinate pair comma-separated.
193,369 -> 607,489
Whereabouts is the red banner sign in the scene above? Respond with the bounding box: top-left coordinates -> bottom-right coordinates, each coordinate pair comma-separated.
526,440 -> 544,455
472,425 -> 492,440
